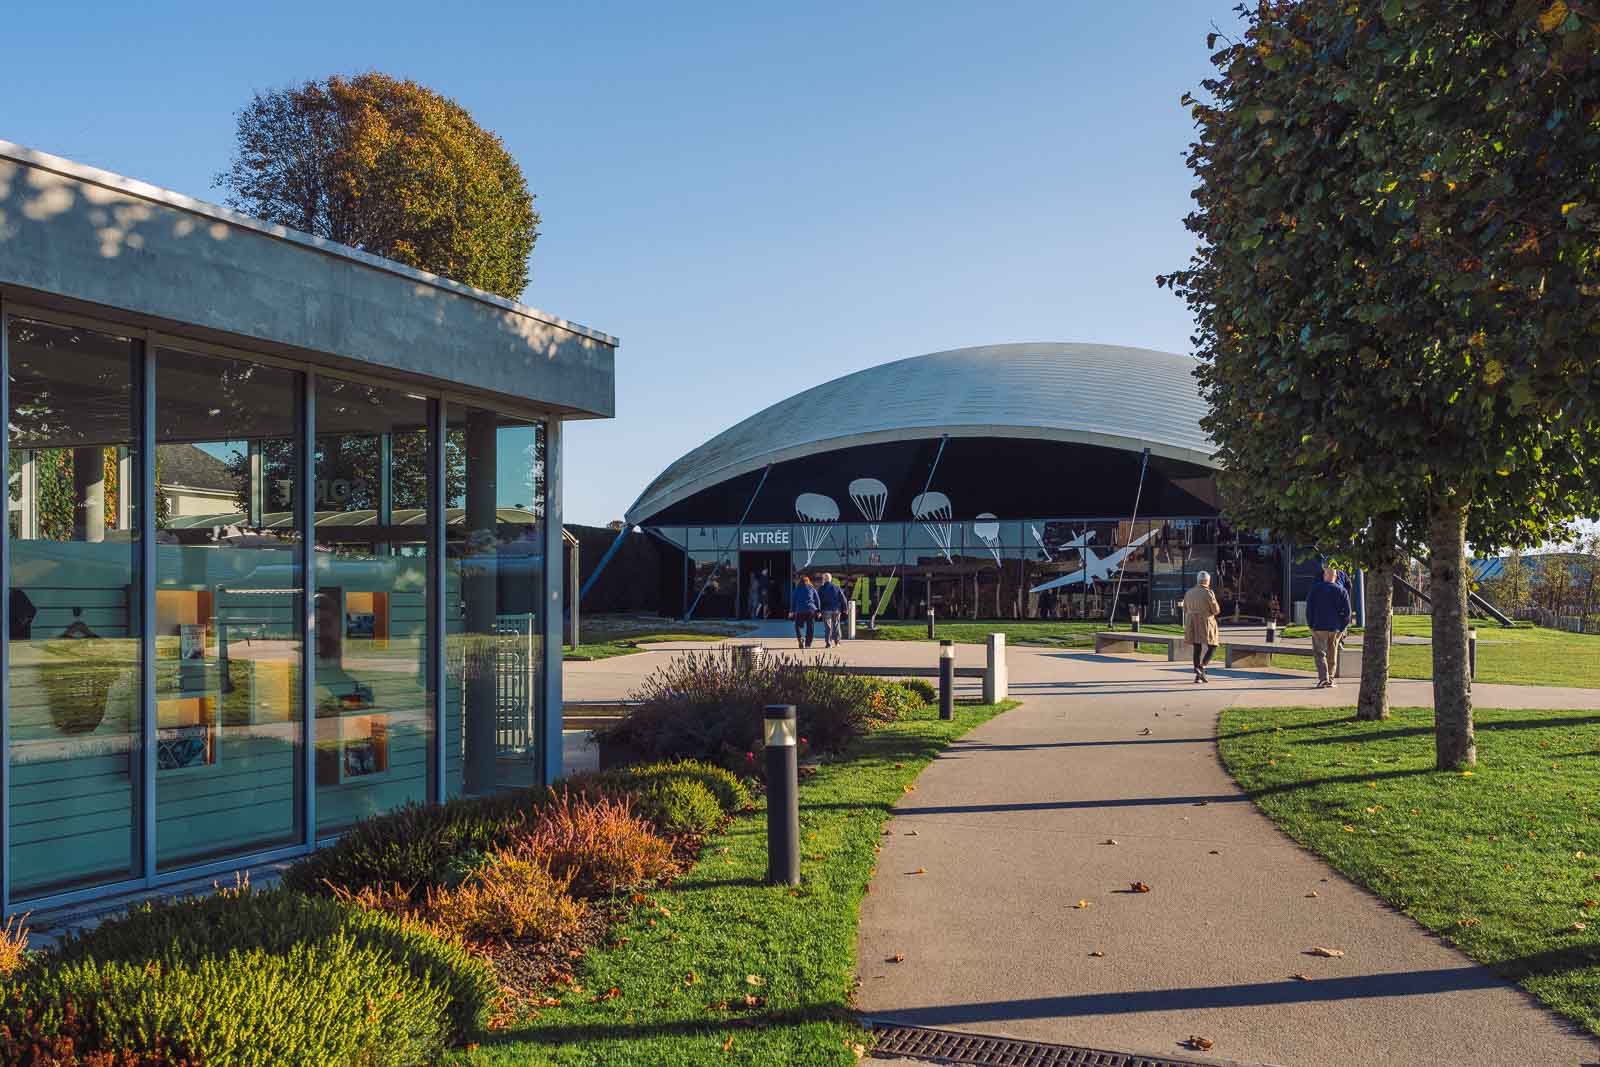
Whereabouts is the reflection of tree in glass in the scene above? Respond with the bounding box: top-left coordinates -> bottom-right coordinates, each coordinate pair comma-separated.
224,433 -> 465,515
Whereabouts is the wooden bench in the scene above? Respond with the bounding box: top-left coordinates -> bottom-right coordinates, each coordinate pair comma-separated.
1225,640 -> 1361,678
1093,631 -> 1184,662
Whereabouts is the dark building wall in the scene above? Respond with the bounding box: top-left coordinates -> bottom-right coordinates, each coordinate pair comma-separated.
568,524 -> 678,615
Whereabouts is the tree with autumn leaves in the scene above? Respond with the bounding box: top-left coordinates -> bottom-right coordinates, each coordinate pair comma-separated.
1162,0 -> 1600,767
217,72 -> 539,300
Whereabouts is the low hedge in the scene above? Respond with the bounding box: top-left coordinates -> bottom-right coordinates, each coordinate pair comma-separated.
595,759 -> 754,814
6,935 -> 449,1067
48,887 -> 496,1044
632,778 -> 724,835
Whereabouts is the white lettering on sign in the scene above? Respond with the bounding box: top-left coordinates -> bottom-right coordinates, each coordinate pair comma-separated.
741,529 -> 790,546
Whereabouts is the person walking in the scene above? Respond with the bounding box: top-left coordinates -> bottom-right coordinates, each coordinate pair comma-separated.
816,572 -> 846,647
1307,563 -> 1352,688
1183,570 -> 1222,683
1333,568 -> 1354,678
789,574 -> 820,649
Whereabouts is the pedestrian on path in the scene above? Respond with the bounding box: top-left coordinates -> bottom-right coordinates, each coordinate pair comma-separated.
816,572 -> 846,647
1307,563 -> 1352,688
1182,570 -> 1221,683
790,574 -> 820,648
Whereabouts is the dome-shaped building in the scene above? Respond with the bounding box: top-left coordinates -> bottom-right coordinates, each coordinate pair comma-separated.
627,343 -> 1287,623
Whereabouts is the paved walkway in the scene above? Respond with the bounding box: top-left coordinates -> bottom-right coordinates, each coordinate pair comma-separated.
855,645 -> 1600,1066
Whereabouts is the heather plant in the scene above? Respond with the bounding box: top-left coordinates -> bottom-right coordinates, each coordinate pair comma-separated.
428,851 -> 587,943
514,791 -> 677,897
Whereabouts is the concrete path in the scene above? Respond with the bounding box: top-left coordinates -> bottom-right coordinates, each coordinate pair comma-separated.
855,646 -> 1600,1067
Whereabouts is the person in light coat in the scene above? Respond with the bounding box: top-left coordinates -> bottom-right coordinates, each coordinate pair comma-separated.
1183,571 -> 1222,683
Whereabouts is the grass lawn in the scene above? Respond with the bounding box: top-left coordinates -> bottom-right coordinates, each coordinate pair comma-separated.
1219,704 -> 1600,1036
859,619 -> 1184,656
566,616 -> 748,661
448,698 -> 1016,1066
1278,616 -> 1600,689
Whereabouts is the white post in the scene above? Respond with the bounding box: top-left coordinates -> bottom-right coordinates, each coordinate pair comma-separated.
984,632 -> 1007,703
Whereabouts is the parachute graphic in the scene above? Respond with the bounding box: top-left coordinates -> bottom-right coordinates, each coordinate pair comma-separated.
1030,523 -> 1053,561
973,513 -> 1002,564
912,491 -> 954,563
848,477 -> 889,547
794,492 -> 840,567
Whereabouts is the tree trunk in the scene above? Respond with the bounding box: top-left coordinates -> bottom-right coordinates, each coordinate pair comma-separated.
1429,498 -> 1475,768
1357,518 -> 1397,721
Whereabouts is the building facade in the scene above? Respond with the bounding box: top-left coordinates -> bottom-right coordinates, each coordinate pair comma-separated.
628,344 -> 1289,625
0,143 -> 615,913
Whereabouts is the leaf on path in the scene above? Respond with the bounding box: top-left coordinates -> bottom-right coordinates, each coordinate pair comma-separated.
903,784 -> 916,793
1290,973 -> 1312,981
1138,728 -> 1152,736
1130,881 -> 1151,893
911,867 -> 927,875
1209,849 -> 1221,855
1073,899 -> 1092,909
1185,1035 -> 1215,1051
1103,839 -> 1118,845
1306,946 -> 1345,958
1305,891 -> 1318,898
1088,950 -> 1105,957
906,830 -> 919,836
888,953 -> 905,963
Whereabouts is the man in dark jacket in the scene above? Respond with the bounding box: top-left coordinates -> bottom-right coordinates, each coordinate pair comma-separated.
1306,563 -> 1352,688
816,572 -> 847,647
789,575 -> 821,649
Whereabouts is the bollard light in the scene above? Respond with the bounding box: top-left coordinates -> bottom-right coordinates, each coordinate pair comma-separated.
1266,620 -> 1277,644
926,607 -> 936,639
764,704 -> 800,886
1130,607 -> 1141,633
1468,627 -> 1478,681
939,640 -> 955,720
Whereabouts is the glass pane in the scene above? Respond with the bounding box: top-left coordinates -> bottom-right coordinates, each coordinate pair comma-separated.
153,349 -> 304,868
6,318 -> 143,896
314,378 -> 434,832
446,410 -> 544,796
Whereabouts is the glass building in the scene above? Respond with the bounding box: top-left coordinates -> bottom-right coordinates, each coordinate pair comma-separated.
0,142 -> 615,912
627,345 -> 1291,625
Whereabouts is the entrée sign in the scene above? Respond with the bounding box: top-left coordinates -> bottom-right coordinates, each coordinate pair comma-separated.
740,528 -> 791,547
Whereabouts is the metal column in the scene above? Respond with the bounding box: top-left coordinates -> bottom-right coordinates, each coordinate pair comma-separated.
139,337 -> 157,879
300,372 -> 317,844
0,299 -> 10,909
428,398 -> 448,803
538,420 -> 565,787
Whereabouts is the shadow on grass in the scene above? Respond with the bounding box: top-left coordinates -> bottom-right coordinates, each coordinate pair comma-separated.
478,1003 -> 856,1048
1290,714 -> 1600,747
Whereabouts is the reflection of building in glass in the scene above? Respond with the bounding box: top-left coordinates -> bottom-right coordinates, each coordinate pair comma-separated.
628,344 -> 1288,624
0,142 -> 614,912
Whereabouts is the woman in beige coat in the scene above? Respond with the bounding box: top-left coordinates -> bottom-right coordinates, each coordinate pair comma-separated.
1182,571 -> 1222,683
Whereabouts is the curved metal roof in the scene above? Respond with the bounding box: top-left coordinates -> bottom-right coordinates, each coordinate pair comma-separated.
626,342 -> 1214,525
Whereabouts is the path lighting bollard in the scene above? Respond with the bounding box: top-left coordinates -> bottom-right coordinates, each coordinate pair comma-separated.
926,607 -> 936,639
1468,628 -> 1477,681
1129,607 -> 1141,633
1265,621 -> 1277,644
764,704 -> 800,886
939,641 -> 955,721
845,600 -> 857,641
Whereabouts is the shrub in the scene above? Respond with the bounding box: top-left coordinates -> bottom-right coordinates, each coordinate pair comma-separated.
900,677 -> 938,705
0,914 -> 29,978
598,759 -> 754,814
8,936 -> 449,1067
283,790 -> 537,901
428,852 -> 587,943
0,997 -> 201,1065
48,887 -> 496,1045
860,679 -> 923,725
515,791 -> 676,896
632,778 -> 723,836
596,648 -> 883,770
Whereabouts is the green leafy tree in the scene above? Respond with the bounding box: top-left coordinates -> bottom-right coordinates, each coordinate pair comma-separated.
217,72 -> 539,299
1162,1 -> 1600,766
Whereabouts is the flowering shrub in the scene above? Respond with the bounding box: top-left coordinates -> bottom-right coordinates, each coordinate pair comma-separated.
428,853 -> 587,943
513,791 -> 677,897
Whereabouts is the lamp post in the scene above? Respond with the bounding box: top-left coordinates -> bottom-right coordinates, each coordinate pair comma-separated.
1468,628 -> 1477,681
926,606 -> 936,639
939,641 -> 955,721
1129,606 -> 1141,633
764,704 -> 800,886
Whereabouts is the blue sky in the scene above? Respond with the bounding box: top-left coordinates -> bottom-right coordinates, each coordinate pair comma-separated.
1,1 -> 1245,525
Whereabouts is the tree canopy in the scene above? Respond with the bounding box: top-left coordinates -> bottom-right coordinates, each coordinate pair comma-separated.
217,72 -> 539,299
1161,0 -> 1600,766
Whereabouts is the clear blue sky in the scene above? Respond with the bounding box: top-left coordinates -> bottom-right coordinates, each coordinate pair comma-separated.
1,1 -> 1245,526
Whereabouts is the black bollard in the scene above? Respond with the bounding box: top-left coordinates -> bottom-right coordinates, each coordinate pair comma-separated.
1468,628 -> 1477,681
1130,608 -> 1141,633
764,704 -> 800,886
939,640 -> 955,721
1266,621 -> 1277,644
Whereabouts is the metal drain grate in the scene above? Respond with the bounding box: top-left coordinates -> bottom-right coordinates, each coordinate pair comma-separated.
869,1023 -> 1226,1067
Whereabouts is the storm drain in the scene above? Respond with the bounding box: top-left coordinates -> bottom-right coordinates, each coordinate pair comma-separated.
869,1023 -> 1228,1067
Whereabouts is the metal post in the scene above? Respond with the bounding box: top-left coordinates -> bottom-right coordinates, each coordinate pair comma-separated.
939,641 -> 955,720
1468,627 -> 1477,681
139,337 -> 157,880
984,632 -> 1006,704
1129,607 -> 1141,633
926,606 -> 936,639
300,371 -> 317,844
427,397 -> 447,804
1266,620 -> 1277,644
763,704 -> 799,886
539,420 -> 565,788
0,299 -> 10,911
844,600 -> 856,640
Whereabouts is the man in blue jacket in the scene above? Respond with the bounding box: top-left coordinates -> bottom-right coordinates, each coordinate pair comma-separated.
789,574 -> 821,649
816,572 -> 847,647
1306,562 -> 1352,688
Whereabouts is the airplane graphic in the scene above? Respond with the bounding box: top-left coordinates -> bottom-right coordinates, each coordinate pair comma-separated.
1028,529 -> 1155,593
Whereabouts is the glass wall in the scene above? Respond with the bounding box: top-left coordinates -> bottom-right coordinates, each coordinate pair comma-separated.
154,349 -> 303,869
5,319 -> 143,896
446,409 -> 545,797
313,378 -> 434,833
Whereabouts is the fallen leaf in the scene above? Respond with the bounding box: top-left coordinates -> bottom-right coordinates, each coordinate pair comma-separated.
1186,1035 -> 1215,1051
1341,825 -> 1356,833
745,974 -> 766,987
592,986 -> 621,1003
888,953 -> 905,963
1138,728 -> 1152,736
1208,849 -> 1221,855
1306,946 -> 1345,958
1575,922 -> 1588,931
1305,891 -> 1318,898
1073,899 -> 1092,909
1462,770 -> 1474,777
1457,916 -> 1480,927
1131,881 -> 1151,893
1088,950 -> 1105,957
912,868 -> 927,875
851,1041 -> 867,1059
903,784 -> 916,793
1103,839 -> 1118,845
684,972 -> 699,986
1290,973 -> 1312,981
723,1034 -> 735,1052
893,762 -> 904,768
906,830 -> 919,836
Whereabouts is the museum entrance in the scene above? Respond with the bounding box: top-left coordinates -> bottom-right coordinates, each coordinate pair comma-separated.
739,551 -> 789,619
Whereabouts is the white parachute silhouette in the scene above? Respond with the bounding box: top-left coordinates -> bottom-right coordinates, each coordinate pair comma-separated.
973,513 -> 1002,564
848,477 -> 889,547
794,492 -> 840,567
912,491 -> 954,563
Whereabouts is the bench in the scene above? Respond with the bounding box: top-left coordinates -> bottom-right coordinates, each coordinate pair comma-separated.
1225,640 -> 1361,678
1093,631 -> 1184,662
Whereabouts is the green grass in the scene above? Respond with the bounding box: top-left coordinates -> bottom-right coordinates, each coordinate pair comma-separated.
566,616 -> 748,661
1219,704 -> 1600,1036
859,619 -> 1184,656
1278,616 -> 1600,688
448,699 -> 1016,1066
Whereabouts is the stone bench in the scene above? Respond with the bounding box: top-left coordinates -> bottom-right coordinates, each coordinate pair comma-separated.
1225,640 -> 1361,678
1093,631 -> 1184,661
